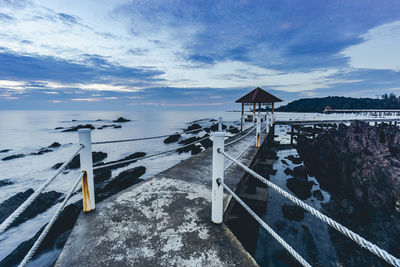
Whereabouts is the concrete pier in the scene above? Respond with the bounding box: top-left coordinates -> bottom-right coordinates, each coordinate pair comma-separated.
56,128 -> 265,266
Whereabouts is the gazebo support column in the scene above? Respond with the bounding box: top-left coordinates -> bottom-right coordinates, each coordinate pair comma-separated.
253,103 -> 256,125
241,103 -> 244,132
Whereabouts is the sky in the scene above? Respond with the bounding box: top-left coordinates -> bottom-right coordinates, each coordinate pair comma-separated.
0,0 -> 400,110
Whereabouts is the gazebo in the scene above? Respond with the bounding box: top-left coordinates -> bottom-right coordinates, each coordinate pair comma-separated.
235,87 -> 283,131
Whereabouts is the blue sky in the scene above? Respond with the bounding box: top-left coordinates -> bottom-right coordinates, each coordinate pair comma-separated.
0,0 -> 400,110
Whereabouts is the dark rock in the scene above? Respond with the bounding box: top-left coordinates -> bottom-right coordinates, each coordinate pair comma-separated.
228,126 -> 240,134
0,189 -> 34,224
177,144 -> 196,154
94,152 -> 146,170
164,134 -> 181,144
62,124 -> 95,132
286,178 -> 313,200
113,117 -> 130,122
210,123 -> 227,131
312,189 -> 324,201
0,149 -> 11,153
96,166 -> 146,201
293,165 -> 308,178
185,123 -> 202,133
200,135 -> 212,149
56,151 -> 107,169
281,159 -> 288,165
72,119 -> 77,121
284,167 -> 293,175
49,142 -> 61,148
282,204 -> 305,221
191,145 -> 202,155
97,127 -> 103,130
114,125 -> 122,128
0,179 -> 13,187
54,127 -> 64,130
52,162 -> 63,170
0,200 -> 83,266
30,148 -> 53,155
94,169 -> 112,183
296,121 -> 400,266
9,191 -> 63,228
2,154 -> 25,161
285,155 -> 302,164
203,127 -> 211,133
178,136 -> 201,145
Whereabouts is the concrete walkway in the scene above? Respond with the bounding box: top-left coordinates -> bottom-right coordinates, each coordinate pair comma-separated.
56,128 -> 264,267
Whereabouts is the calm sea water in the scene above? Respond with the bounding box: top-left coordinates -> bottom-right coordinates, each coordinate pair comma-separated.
0,110 -> 378,265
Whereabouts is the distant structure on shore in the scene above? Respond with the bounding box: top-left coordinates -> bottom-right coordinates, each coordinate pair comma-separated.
235,87 -> 282,131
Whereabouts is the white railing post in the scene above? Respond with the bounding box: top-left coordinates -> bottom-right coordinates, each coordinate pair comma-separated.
212,132 -> 225,224
218,116 -> 222,132
78,129 -> 95,212
256,114 -> 261,147
266,114 -> 270,134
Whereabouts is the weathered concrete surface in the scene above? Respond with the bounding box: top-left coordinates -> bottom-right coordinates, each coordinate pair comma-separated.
56,128 -> 264,267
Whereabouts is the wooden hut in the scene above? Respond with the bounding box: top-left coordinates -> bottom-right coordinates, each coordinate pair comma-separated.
235,87 -> 282,131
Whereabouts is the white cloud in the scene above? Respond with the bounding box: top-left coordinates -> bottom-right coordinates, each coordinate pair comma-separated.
342,20 -> 400,70
71,98 -> 101,102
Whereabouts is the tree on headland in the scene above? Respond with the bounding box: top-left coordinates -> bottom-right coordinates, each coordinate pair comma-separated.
275,92 -> 400,112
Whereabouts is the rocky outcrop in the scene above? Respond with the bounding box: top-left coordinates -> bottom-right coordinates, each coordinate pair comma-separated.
61,124 -> 95,132
52,151 -> 107,170
164,134 -> 181,144
0,149 -> 11,153
48,142 -> 61,148
95,166 -> 146,201
113,117 -> 130,122
0,189 -> 63,229
185,123 -> 202,133
2,154 -> 25,161
0,179 -> 13,188
297,121 -> 400,266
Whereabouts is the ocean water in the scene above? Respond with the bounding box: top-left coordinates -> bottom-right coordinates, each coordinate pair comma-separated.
0,110 -> 387,265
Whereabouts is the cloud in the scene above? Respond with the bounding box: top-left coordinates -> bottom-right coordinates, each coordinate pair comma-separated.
71,98 -> 101,102
342,20 -> 400,70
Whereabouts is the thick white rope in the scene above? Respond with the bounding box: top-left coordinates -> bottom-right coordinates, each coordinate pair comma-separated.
0,145 -> 84,235
92,126 -> 207,145
18,172 -> 84,267
219,150 -> 400,267
225,125 -> 256,146
220,181 -> 312,267
93,135 -> 211,170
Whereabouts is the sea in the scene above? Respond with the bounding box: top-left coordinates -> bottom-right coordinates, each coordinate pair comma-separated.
0,110 -> 382,266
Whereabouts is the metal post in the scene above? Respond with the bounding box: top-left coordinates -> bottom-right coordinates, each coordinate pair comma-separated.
256,114 -> 261,147
78,129 -> 95,212
266,114 -> 269,134
218,116 -> 222,132
212,132 -> 225,224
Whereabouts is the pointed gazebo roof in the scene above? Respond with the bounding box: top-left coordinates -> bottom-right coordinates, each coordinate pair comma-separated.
235,87 -> 282,104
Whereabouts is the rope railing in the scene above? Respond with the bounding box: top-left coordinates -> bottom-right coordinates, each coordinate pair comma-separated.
0,145 -> 84,235
225,125 -> 256,146
218,149 -> 400,267
93,135 -> 211,171
92,126 -> 207,145
18,171 -> 84,267
218,179 -> 312,267
224,125 -> 267,171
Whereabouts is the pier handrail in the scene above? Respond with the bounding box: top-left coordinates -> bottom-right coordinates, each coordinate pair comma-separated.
18,171 -> 84,267
93,135 -> 212,171
92,126 -> 208,145
0,145 -> 84,235
218,179 -> 312,267
215,146 -> 400,267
